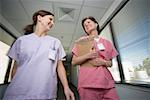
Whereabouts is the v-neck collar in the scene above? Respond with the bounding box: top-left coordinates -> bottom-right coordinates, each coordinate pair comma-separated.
32,33 -> 48,39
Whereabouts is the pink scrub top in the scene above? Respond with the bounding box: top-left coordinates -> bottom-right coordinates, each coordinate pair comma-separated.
72,36 -> 118,89
3,33 -> 66,100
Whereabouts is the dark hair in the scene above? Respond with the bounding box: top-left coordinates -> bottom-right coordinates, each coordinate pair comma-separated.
24,10 -> 54,35
82,16 -> 100,35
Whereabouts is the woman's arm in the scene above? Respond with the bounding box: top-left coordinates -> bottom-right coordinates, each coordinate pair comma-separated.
72,54 -> 88,66
72,50 -> 98,66
11,60 -> 17,79
57,60 -> 75,100
89,58 -> 112,67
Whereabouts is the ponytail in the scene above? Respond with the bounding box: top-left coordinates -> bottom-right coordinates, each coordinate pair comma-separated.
23,24 -> 34,35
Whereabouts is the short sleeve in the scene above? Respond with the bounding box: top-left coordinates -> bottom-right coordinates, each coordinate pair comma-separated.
8,39 -> 20,61
72,43 -> 78,56
109,42 -> 118,59
57,41 -> 66,60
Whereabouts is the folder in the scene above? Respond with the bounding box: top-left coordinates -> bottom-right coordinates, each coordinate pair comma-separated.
75,36 -> 96,67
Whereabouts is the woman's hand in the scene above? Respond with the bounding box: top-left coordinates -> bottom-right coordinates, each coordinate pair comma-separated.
64,87 -> 75,100
89,58 -> 105,66
85,50 -> 98,59
89,58 -> 112,67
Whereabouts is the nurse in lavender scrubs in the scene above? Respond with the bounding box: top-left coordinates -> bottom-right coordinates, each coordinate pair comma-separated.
3,10 -> 74,100
72,16 -> 120,100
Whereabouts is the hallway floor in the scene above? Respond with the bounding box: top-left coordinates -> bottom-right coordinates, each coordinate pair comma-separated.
57,83 -> 150,100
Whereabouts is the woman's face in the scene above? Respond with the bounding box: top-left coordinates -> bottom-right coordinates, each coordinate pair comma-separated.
83,19 -> 97,35
39,15 -> 54,31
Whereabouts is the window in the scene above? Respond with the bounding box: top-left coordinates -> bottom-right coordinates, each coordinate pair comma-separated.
111,0 -> 150,84
0,41 -> 10,84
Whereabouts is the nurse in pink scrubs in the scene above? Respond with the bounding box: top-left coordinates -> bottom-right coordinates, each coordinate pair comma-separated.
72,16 -> 120,100
3,10 -> 74,100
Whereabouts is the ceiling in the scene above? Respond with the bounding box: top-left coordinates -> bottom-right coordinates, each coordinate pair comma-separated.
1,0 -> 123,52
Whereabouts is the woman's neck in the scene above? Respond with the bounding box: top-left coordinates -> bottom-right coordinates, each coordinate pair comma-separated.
88,30 -> 98,37
34,25 -> 47,37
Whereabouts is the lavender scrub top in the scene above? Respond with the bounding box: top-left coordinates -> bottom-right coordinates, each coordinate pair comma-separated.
3,33 -> 66,100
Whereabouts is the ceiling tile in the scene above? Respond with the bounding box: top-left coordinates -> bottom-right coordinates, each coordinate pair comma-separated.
80,6 -> 107,21
53,2 -> 81,23
58,7 -> 75,22
21,0 -> 54,19
43,0 -> 84,5
84,0 -> 114,9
